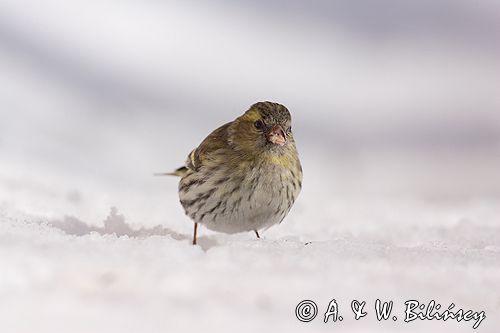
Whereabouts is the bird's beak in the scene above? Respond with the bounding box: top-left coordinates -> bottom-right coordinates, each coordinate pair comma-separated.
266,125 -> 287,146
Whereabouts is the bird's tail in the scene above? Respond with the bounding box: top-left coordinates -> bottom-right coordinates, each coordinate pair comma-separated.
154,166 -> 188,177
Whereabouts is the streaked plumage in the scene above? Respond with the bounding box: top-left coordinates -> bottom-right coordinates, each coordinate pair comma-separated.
170,101 -> 302,244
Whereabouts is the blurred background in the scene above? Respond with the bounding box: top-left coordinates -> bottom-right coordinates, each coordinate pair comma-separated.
0,1 -> 500,332
0,0 -> 499,226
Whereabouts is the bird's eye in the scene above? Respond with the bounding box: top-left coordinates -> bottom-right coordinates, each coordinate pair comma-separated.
254,120 -> 264,130
287,126 -> 292,134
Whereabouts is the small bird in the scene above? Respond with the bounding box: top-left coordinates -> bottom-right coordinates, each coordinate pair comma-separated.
163,101 -> 302,245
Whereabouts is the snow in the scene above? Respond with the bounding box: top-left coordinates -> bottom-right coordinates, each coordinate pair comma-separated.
1,1 -> 500,332
1,192 -> 499,333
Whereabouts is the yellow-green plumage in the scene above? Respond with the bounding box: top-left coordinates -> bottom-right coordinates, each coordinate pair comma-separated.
173,101 -> 302,243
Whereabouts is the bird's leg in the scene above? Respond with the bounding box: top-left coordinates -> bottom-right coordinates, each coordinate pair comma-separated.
254,230 -> 260,239
192,223 -> 198,245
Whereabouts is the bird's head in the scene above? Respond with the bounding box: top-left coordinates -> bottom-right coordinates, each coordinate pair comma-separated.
229,101 -> 294,154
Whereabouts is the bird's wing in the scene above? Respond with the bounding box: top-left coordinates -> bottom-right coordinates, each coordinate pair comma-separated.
154,122 -> 231,177
184,121 -> 232,172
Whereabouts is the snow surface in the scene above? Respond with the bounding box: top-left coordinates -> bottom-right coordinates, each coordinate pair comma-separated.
1,1 -> 500,332
1,188 -> 500,333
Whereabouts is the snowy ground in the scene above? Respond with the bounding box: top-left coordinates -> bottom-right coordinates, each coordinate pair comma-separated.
1,1 -> 500,332
1,164 -> 500,333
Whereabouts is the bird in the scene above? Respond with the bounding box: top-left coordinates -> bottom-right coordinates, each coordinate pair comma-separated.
160,101 -> 302,245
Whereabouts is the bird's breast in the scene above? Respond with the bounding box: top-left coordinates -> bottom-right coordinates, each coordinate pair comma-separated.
178,156 -> 301,233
